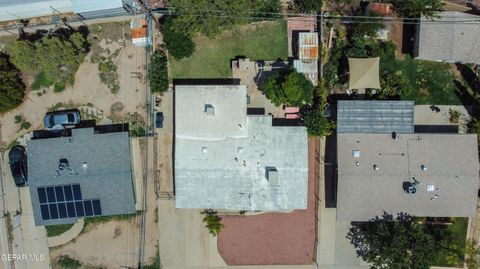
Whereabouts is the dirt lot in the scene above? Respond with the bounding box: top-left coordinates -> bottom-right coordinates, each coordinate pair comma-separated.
0,21 -> 146,148
217,138 -> 318,265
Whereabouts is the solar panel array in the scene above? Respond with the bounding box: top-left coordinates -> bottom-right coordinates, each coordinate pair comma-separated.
37,184 -> 102,221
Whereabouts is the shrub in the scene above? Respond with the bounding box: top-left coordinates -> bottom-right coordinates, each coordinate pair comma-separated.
202,209 -> 224,236
150,50 -> 169,94
31,72 -> 54,91
56,256 -> 81,269
54,82 -> 66,93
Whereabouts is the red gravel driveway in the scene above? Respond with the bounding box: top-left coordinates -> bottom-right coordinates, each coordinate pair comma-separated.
217,138 -> 318,265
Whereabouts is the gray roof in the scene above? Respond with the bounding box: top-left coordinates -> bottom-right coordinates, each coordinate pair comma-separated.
337,100 -> 414,134
336,133 -> 480,221
72,0 -> 125,13
27,127 -> 136,226
416,11 -> 480,64
174,85 -> 309,211
0,0 -> 73,22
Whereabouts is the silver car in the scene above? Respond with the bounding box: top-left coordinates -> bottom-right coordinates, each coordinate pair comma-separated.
44,109 -> 81,129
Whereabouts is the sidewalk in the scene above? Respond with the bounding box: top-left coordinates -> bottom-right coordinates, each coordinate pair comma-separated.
47,219 -> 84,248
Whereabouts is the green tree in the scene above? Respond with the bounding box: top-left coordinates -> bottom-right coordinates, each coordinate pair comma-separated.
301,106 -> 335,137
293,0 -> 323,13
202,209 -> 224,236
0,55 -> 25,113
388,0 -> 443,18
347,212 -> 436,269
149,50 -> 169,93
5,31 -> 87,88
162,18 -> 195,60
301,83 -> 334,137
465,240 -> 480,269
261,70 -> 314,106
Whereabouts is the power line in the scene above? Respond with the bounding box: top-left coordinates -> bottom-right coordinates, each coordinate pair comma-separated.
162,11 -> 480,25
162,5 -> 480,23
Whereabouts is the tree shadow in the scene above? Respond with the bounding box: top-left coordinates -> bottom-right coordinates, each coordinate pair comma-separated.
346,212 -> 414,258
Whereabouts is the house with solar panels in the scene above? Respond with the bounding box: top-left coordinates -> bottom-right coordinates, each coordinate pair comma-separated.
27,124 -> 136,226
335,100 -> 479,221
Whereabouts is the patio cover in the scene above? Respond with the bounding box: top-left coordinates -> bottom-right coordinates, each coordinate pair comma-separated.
348,57 -> 380,90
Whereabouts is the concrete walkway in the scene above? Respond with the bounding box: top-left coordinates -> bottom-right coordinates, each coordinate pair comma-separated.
47,219 -> 84,248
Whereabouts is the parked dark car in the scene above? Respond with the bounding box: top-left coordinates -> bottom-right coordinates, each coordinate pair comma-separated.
44,109 -> 81,129
9,145 -> 27,187
155,112 -> 164,128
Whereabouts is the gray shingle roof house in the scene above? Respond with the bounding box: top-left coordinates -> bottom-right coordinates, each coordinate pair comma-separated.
336,101 -> 480,221
174,85 -> 308,211
414,11 -> 480,64
27,126 -> 136,226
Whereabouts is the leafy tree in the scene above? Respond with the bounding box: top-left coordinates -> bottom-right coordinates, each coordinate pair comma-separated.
465,240 -> 480,269
293,0 -> 323,13
149,50 -> 169,93
348,13 -> 386,39
256,0 -> 283,18
5,31 -> 87,88
0,55 -> 25,113
388,0 -> 443,18
261,70 -> 314,106
301,83 -> 334,137
301,106 -> 335,137
202,209 -> 224,236
347,212 -> 436,269
162,18 -> 195,60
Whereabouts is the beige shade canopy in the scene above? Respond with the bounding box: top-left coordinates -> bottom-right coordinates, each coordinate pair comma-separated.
348,57 -> 381,90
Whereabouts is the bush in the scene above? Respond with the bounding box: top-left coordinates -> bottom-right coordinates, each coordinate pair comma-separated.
293,0 -> 323,13
202,209 -> 224,236
20,121 -> 31,130
54,82 -> 66,93
150,50 -> 169,93
0,55 -> 25,113
31,72 -> 54,91
56,256 -> 81,269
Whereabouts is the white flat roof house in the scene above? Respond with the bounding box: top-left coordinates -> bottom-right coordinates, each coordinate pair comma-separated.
174,85 -> 309,211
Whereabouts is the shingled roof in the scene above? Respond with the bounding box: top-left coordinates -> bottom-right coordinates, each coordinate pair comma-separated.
416,11 -> 480,64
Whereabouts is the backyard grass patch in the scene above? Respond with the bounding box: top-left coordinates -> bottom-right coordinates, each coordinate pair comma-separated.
170,20 -> 288,79
45,224 -> 74,237
82,211 -> 142,233
387,56 -> 461,105
424,217 -> 468,267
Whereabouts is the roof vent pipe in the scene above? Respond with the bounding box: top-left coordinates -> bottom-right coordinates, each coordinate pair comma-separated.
421,165 -> 427,171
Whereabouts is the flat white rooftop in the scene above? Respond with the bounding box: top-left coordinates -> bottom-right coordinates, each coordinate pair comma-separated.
174,85 -> 308,211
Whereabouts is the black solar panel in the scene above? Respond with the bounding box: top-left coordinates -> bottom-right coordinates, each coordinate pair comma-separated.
64,185 -> 73,201
55,186 -> 64,202
46,187 -> 56,202
72,185 -> 82,200
37,184 -> 102,221
37,188 -> 47,204
84,200 -> 93,216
